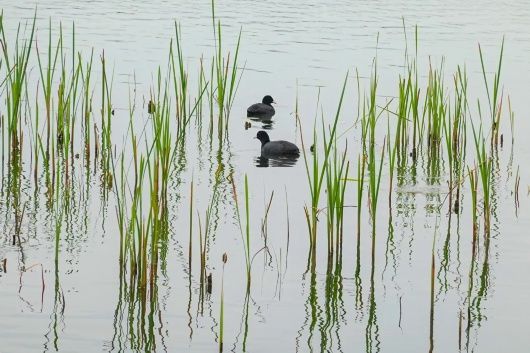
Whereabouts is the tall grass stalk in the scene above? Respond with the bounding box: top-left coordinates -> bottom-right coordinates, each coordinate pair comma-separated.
478,38 -> 504,146
356,153 -> 366,238
365,67 -> 385,237
387,120 -> 398,209
170,23 -> 188,132
468,167 -> 478,237
80,49 -> 94,163
395,75 -> 410,167
100,50 -> 113,188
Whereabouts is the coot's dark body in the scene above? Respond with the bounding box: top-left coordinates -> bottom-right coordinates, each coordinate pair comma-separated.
247,95 -> 275,118
256,131 -> 299,156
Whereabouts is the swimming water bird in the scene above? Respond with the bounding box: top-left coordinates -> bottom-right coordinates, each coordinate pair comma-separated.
247,95 -> 275,118
256,131 -> 300,156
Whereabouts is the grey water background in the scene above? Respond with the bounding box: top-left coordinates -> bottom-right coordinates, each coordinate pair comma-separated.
1,0 -> 530,352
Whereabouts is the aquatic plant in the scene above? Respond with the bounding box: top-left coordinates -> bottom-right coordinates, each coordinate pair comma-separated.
211,0 -> 243,137
35,19 -> 60,161
0,12 -> 35,152
478,38 -> 504,146
300,74 -> 348,272
0,11 -> 519,352
468,167 -> 478,237
325,143 -> 349,270
470,123 -> 492,234
365,66 -> 385,238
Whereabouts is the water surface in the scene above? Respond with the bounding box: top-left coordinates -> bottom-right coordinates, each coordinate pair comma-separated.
1,1 -> 530,352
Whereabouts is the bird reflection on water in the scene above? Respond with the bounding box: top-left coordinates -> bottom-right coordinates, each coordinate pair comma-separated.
246,117 -> 274,130
255,154 -> 299,168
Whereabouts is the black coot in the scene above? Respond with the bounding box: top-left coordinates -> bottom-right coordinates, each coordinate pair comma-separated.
247,95 -> 275,118
256,131 -> 299,156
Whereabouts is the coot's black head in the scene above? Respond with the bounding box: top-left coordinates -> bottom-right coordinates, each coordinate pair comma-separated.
256,131 -> 270,145
262,95 -> 275,105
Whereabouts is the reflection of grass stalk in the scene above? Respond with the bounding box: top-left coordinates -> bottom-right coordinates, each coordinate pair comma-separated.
230,174 -> 251,292
197,172 -> 221,311
514,166 -> 520,212
428,248 -> 435,353
188,181 -> 194,271
197,211 -> 207,309
219,253 -> 227,353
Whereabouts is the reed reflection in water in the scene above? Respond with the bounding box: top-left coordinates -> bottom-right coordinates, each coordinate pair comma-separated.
255,155 -> 300,168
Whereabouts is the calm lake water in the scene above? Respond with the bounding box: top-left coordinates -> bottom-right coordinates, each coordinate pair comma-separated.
1,1 -> 530,352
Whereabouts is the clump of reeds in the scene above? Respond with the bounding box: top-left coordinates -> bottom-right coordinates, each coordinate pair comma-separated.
0,13 -> 35,149
364,65 -> 385,239
424,61 -> 446,183
299,74 -> 348,272
324,144 -> 349,271
35,19 -> 59,162
470,124 -> 492,235
210,0 -> 243,137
